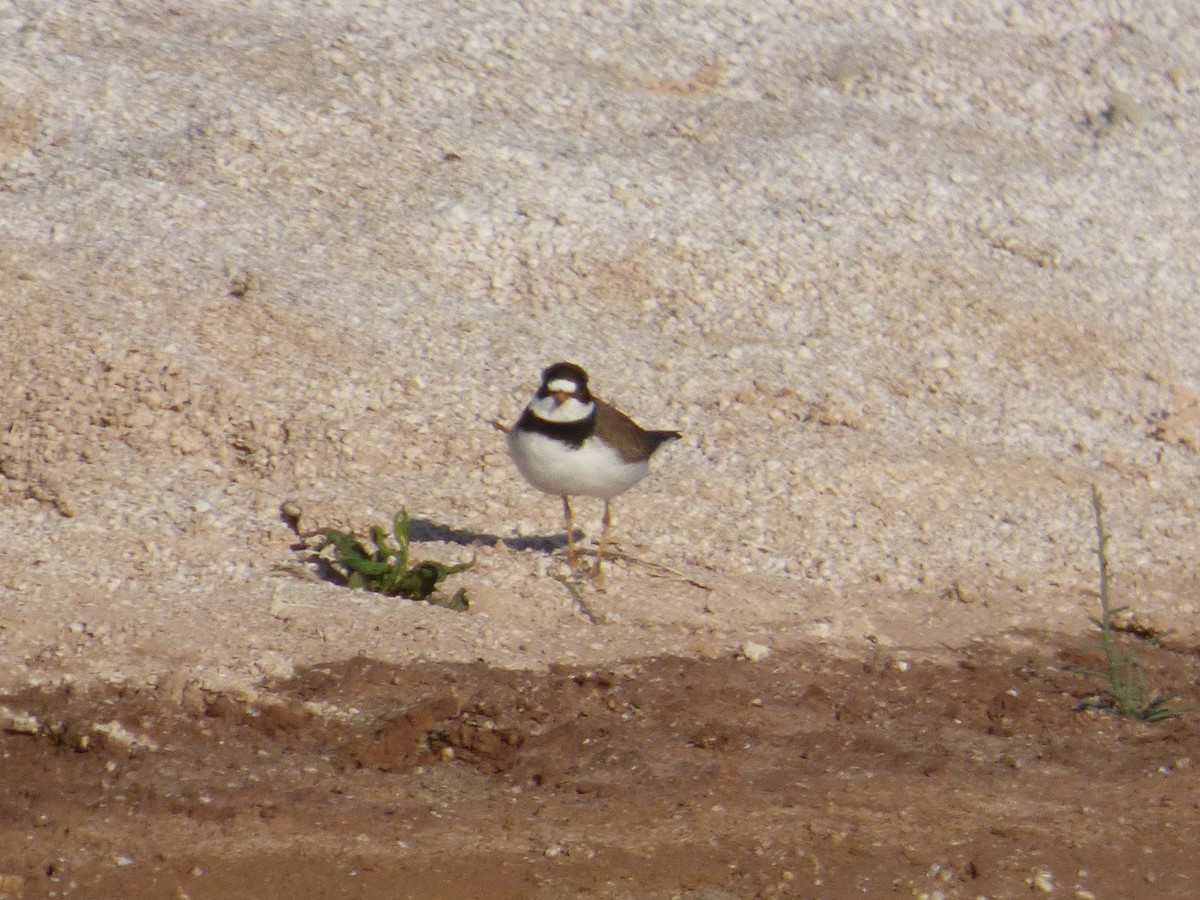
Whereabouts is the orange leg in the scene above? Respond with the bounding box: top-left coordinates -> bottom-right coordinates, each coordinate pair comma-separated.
562,496 -> 576,566
591,500 -> 612,589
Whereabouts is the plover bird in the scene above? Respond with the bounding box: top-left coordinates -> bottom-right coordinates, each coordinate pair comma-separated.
508,361 -> 680,586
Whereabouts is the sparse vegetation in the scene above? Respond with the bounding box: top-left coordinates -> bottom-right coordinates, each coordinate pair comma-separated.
315,509 -> 473,611
1074,485 -> 1191,722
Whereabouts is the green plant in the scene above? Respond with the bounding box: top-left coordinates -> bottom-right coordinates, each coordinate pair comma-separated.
315,509 -> 473,611
1074,485 -> 1190,722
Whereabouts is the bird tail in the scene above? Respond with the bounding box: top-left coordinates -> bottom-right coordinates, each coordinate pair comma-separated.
648,430 -> 682,451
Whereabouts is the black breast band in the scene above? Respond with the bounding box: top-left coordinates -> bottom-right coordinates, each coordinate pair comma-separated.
516,408 -> 595,449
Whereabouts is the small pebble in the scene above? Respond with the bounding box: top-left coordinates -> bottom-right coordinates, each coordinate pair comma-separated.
1032,869 -> 1054,892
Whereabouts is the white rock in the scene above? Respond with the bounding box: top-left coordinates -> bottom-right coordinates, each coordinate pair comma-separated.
740,641 -> 770,662
1032,869 -> 1055,893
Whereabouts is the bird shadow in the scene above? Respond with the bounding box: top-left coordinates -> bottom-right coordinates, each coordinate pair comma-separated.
281,504 -> 575,557
406,514 -> 578,555
279,507 -> 579,593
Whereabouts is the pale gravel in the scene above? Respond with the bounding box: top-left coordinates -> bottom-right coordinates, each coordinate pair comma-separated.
2,1 -> 1199,695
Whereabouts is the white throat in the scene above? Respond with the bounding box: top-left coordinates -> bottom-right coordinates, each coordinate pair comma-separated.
528,395 -> 594,423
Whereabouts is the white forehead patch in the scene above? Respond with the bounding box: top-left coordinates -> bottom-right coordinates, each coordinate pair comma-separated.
546,378 -> 579,394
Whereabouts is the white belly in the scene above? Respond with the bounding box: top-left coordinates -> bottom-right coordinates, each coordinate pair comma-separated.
508,429 -> 649,499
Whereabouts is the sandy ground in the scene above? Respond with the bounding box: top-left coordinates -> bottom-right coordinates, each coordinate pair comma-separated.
2,0 -> 1200,896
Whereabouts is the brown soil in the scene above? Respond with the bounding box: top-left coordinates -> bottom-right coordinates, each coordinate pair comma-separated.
3,638 -> 1198,899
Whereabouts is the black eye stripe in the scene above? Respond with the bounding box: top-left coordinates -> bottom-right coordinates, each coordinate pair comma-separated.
536,384 -> 589,401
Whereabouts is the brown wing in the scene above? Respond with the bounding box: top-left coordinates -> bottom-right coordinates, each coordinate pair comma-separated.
593,398 -> 681,463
